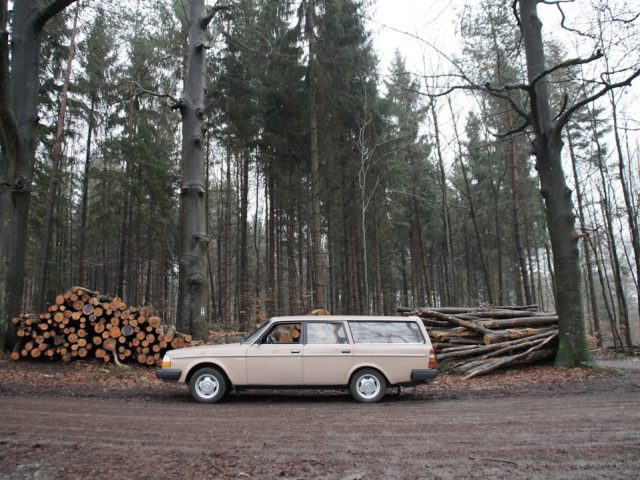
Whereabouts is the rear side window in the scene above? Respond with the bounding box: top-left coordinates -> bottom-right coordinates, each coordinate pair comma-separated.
349,321 -> 424,344
305,322 -> 349,344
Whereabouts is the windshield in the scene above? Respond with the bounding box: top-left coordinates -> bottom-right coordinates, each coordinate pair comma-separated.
240,322 -> 269,344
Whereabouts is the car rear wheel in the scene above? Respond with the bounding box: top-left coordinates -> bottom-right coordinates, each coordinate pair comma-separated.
189,367 -> 227,403
349,368 -> 386,403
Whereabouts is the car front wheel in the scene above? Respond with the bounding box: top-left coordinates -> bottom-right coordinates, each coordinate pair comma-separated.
189,367 -> 227,403
349,368 -> 387,403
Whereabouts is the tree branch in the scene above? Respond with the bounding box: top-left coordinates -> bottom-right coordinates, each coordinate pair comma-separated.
553,93 -> 569,121
530,50 -> 603,88
493,119 -> 531,139
511,0 -> 521,32
554,67 -> 640,134
35,0 -> 78,29
220,30 -> 274,57
484,83 -> 531,122
554,2 -> 598,39
416,83 -> 481,99
201,3 -> 233,29
133,82 -> 182,110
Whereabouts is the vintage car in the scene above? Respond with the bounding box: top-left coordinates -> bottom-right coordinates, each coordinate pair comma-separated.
156,315 -> 437,403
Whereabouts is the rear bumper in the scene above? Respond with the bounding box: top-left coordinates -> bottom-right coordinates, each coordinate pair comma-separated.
409,368 -> 438,384
156,368 -> 182,382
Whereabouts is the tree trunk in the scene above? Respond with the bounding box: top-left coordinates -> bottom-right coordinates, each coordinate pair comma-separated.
77,98 -> 95,286
116,87 -> 138,299
448,98 -> 493,305
176,0 -> 214,340
373,209 -> 384,314
588,224 -> 623,351
430,101 -> 456,305
238,150 -> 249,330
223,146 -> 232,329
36,3 -> 79,312
492,186 -> 504,305
266,174 -> 276,318
507,111 -> 533,306
306,0 -> 325,310
609,95 -> 639,346
0,0 -> 78,351
519,0 -> 589,366
590,110 -> 631,351
567,133 -> 601,347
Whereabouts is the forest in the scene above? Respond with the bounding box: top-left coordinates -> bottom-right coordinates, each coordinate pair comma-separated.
1,0 -> 639,366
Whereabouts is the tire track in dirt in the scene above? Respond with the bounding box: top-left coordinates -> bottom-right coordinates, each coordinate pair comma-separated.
1,390 -> 639,479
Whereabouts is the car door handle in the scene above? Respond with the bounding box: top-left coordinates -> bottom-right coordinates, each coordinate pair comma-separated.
341,349 -> 352,354
291,349 -> 301,354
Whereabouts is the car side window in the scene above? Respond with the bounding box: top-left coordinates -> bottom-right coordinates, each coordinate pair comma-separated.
349,321 -> 424,344
306,322 -> 349,344
264,323 -> 301,344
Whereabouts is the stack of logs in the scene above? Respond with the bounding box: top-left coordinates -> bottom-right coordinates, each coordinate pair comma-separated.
401,306 -> 559,378
10,286 -> 192,367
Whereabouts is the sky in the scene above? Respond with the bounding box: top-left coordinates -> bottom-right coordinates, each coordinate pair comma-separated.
368,0 -> 640,169
371,0 -> 461,76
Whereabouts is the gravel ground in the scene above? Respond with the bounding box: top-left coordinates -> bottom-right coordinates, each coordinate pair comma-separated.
0,356 -> 639,479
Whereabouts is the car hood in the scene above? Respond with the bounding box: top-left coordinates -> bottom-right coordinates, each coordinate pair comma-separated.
168,342 -> 248,359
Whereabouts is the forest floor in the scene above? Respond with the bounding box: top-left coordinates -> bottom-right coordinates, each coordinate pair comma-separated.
0,353 -> 639,479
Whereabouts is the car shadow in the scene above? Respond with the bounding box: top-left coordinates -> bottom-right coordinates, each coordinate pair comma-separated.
213,387 -> 434,404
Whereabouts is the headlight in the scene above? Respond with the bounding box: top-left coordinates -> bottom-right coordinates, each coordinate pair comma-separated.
161,354 -> 172,368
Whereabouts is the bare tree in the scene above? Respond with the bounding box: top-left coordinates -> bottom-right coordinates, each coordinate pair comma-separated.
355,84 -> 392,314
512,0 -> 639,365
421,0 -> 640,365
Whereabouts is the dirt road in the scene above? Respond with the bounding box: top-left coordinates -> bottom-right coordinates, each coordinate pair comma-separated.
1,371 -> 639,480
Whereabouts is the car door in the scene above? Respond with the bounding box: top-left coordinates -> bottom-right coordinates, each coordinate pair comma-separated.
245,322 -> 303,385
302,321 -> 353,385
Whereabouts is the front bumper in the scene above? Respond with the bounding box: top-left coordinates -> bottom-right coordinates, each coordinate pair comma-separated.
156,368 -> 182,382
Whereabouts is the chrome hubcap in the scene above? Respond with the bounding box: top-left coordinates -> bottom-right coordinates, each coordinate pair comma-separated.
196,375 -> 219,398
357,375 -> 380,399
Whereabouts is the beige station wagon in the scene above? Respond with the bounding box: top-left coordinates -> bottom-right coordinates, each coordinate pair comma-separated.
156,316 -> 437,403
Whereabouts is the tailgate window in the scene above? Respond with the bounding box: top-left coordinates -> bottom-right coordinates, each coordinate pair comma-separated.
349,321 -> 424,344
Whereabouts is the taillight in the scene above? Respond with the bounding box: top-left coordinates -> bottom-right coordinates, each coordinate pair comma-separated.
428,348 -> 437,369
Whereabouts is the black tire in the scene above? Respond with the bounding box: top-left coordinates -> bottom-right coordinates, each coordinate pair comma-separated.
188,367 -> 227,404
349,368 -> 387,403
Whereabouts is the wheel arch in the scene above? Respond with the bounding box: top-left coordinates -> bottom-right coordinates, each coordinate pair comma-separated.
186,362 -> 233,388
347,365 -> 390,386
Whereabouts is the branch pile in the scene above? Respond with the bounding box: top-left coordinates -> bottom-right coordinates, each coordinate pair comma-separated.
402,306 -> 558,378
10,286 -> 193,367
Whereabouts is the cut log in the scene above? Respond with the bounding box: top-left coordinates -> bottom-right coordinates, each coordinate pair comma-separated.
483,327 -> 555,345
476,316 -> 558,329
148,316 -> 161,328
465,333 -> 558,378
109,325 -> 121,338
10,287 -> 193,366
420,309 -> 495,336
